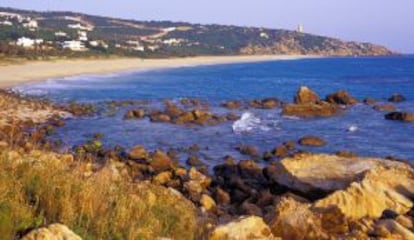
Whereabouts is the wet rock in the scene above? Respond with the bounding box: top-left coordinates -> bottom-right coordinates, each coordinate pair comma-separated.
21,224 -> 82,240
271,153 -> 410,194
325,90 -> 358,105
186,155 -> 203,167
209,216 -> 276,240
164,101 -> 184,118
282,101 -> 339,118
236,145 -> 260,157
298,136 -> 326,147
249,98 -> 279,109
175,111 -> 195,124
128,145 -> 148,160
385,112 -> 414,122
388,93 -> 406,103
373,104 -> 396,112
272,145 -> 289,158
221,100 -> 243,109
149,150 -> 175,172
124,109 -> 146,119
294,86 -> 320,104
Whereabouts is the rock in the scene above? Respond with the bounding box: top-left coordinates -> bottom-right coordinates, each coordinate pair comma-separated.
149,150 -> 175,172
186,155 -> 203,167
271,153 -> 410,194
282,102 -> 339,118
298,136 -> 326,147
200,194 -> 216,211
215,187 -> 231,205
373,104 -> 396,112
335,151 -> 358,158
222,100 -> 243,109
325,90 -> 358,105
164,102 -> 184,118
236,145 -> 260,157
124,109 -> 145,119
294,86 -> 320,104
363,97 -> 377,105
153,171 -> 173,185
150,112 -> 171,123
21,224 -> 82,240
241,201 -> 263,216
261,98 -> 279,109
271,145 -> 289,158
128,145 -> 148,160
175,111 -> 195,124
396,215 -> 413,229
373,219 -> 414,239
184,168 -> 212,200
385,112 -> 414,122
313,165 -> 414,220
388,93 -> 406,103
381,209 -> 399,219
209,216 -> 277,240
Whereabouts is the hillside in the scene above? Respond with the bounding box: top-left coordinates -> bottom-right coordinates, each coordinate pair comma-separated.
0,7 -> 393,59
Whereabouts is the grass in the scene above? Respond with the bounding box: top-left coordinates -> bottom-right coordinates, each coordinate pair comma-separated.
0,149 -> 198,239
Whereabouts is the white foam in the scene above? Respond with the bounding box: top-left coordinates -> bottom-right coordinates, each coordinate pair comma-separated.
232,112 -> 261,133
347,124 -> 358,132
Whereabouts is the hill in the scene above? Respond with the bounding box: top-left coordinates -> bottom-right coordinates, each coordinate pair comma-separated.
0,7 -> 393,59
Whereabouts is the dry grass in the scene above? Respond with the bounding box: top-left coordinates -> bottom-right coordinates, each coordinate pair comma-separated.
0,149 -> 198,240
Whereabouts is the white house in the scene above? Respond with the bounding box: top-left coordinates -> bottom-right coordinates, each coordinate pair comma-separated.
297,24 -> 304,33
61,41 -> 86,51
126,40 -> 145,51
0,20 -> 13,26
55,31 -> 68,37
162,38 -> 182,45
16,37 -> 43,48
22,20 -> 38,29
68,23 -> 93,31
163,27 -> 176,32
78,31 -> 88,41
260,32 -> 269,39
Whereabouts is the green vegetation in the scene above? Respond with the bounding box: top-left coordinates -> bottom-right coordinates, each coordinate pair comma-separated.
0,150 -> 198,239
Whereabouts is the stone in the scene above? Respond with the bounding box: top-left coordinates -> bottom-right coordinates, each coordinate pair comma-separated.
200,194 -> 217,211
186,155 -> 203,166
325,90 -> 358,105
388,93 -> 406,103
373,219 -> 414,239
335,151 -> 358,158
270,153 -> 410,194
298,136 -> 326,147
215,187 -> 231,205
209,216 -> 277,240
21,224 -> 82,240
236,145 -> 260,156
149,150 -> 175,172
221,100 -> 243,109
363,97 -> 377,105
373,104 -> 396,112
153,171 -> 173,185
150,112 -> 171,123
128,145 -> 148,160
385,112 -> 414,122
124,109 -> 145,119
272,145 -> 289,158
282,102 -> 339,118
294,86 -> 320,104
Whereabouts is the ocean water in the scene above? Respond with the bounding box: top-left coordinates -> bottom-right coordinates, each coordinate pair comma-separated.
15,56 -> 414,163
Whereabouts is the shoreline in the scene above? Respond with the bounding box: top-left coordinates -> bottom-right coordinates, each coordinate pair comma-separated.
0,55 -> 314,89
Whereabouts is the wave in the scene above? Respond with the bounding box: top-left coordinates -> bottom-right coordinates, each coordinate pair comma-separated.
232,112 -> 280,134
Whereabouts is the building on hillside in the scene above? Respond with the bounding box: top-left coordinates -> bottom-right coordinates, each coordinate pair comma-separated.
55,31 -> 68,37
61,40 -> 86,51
68,23 -> 93,31
0,20 -> 13,26
163,27 -> 176,32
297,24 -> 304,33
22,20 -> 38,29
16,37 -> 43,48
126,40 -> 145,51
78,31 -> 88,41
162,38 -> 183,46
147,45 -> 159,51
260,32 -> 269,39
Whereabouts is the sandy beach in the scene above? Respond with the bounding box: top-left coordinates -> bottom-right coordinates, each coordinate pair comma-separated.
0,55 -> 310,88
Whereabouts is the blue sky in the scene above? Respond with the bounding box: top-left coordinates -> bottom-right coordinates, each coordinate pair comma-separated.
0,0 -> 412,53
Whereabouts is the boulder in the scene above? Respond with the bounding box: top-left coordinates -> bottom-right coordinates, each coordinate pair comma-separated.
200,194 -> 216,211
271,145 -> 289,158
325,90 -> 358,105
236,145 -> 260,157
209,216 -> 277,240
21,224 -> 82,240
248,98 -> 279,109
186,155 -> 203,167
282,102 -> 339,118
298,136 -> 326,147
270,153 -> 410,194
294,86 -> 320,104
373,219 -> 414,239
149,150 -> 175,172
385,112 -> 414,122
388,93 -> 406,103
373,104 -> 396,112
124,109 -> 145,119
313,165 -> 414,220
128,145 -> 148,160
215,187 -> 231,205
363,97 -> 377,105
150,112 -> 171,123
222,100 -> 243,109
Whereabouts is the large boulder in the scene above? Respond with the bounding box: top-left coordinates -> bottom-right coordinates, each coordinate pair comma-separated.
282,102 -> 339,118
270,153 -> 410,194
325,90 -> 358,105
313,165 -> 414,220
128,145 -> 148,160
209,216 -> 277,240
385,112 -> 414,122
294,86 -> 320,104
21,224 -> 82,240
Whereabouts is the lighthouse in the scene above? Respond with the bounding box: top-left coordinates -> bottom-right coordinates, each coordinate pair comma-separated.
297,24 -> 304,33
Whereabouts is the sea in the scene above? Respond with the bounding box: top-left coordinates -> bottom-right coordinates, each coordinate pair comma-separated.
14,56 -> 414,164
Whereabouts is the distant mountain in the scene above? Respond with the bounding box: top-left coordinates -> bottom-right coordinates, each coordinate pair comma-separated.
0,7 -> 394,58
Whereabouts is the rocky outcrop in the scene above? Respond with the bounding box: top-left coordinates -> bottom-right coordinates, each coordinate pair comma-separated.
282,102 -> 339,118
209,216 -> 277,240
21,224 -> 82,240
385,112 -> 414,122
325,90 -> 358,105
270,153 -> 410,193
294,86 -> 320,104
298,136 -> 326,147
388,93 -> 407,103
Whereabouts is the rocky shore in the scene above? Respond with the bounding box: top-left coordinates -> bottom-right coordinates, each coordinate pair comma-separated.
1,87 -> 414,240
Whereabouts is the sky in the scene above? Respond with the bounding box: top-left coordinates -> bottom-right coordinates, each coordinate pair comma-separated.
0,0 -> 412,53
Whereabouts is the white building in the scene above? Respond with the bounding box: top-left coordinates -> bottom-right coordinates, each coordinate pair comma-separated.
126,40 -> 145,51
23,20 -> 38,29
297,24 -> 304,33
16,37 -> 43,48
163,27 -> 176,32
68,23 -> 93,31
260,32 -> 269,39
0,20 -> 13,26
162,38 -> 182,45
78,31 -> 88,41
61,41 -> 86,51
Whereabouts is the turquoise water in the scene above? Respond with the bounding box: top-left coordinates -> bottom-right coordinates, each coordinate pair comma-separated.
16,56 -> 414,162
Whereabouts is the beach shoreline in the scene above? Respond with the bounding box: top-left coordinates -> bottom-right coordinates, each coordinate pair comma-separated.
0,55 -> 314,89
